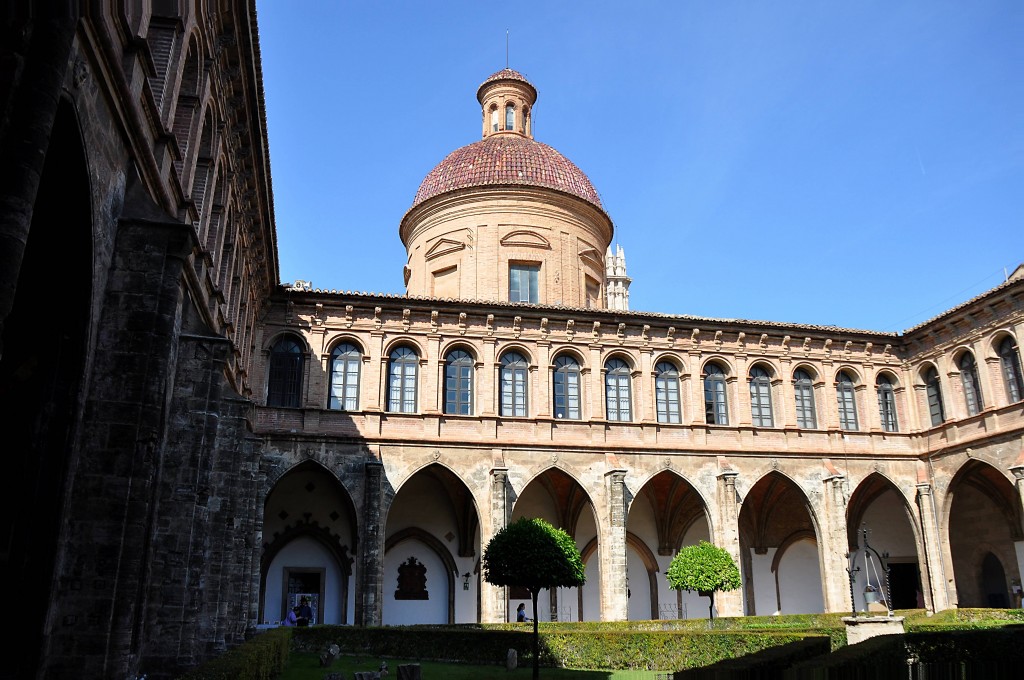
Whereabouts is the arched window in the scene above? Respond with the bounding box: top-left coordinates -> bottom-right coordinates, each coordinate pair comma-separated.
521,106 -> 529,133
490,106 -> 499,132
553,355 -> 581,420
999,337 -> 1023,403
605,358 -> 632,421
925,367 -> 945,426
793,369 -> 817,429
876,374 -> 898,432
655,361 -> 681,424
500,352 -> 528,417
444,349 -> 474,415
268,336 -> 304,407
703,363 -> 728,425
749,365 -> 774,427
505,103 -> 514,130
836,371 -> 858,430
959,352 -> 983,416
387,346 -> 418,413
328,342 -> 360,410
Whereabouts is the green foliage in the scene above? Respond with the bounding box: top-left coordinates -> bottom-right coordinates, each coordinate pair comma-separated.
289,625 -> 826,671
665,541 -> 741,596
672,637 -> 832,678
176,627 -> 290,680
482,517 -> 585,593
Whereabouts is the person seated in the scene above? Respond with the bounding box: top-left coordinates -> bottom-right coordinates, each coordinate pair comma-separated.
516,603 -> 531,622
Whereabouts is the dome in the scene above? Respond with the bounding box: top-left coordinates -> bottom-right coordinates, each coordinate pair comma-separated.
410,135 -> 603,211
477,68 -> 537,103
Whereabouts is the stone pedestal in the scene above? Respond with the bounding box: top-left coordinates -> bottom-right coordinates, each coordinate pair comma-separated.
842,615 -> 906,645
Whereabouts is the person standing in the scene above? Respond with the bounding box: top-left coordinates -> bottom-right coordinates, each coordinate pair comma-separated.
297,596 -> 313,626
516,603 -> 531,622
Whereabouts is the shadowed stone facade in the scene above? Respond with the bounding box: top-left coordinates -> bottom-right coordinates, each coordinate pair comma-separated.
1,2 -> 1022,679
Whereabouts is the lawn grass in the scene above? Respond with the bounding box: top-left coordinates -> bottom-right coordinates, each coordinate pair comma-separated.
279,653 -> 665,680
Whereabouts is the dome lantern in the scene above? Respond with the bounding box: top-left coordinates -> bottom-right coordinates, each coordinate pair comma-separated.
477,68 -> 537,139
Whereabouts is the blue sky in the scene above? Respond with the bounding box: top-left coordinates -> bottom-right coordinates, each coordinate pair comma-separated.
256,1 -> 1022,332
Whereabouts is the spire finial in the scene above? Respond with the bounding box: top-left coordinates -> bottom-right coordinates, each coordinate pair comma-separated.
506,29 -> 509,68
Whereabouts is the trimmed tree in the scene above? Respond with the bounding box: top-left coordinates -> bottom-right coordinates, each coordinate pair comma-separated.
665,540 -> 742,624
482,517 -> 585,680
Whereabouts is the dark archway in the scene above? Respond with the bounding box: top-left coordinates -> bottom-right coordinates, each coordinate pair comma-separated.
946,460 -> 1021,607
0,99 -> 93,675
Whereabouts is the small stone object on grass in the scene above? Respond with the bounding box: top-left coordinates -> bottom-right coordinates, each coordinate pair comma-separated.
506,649 -> 517,671
320,644 -> 341,667
379,661 -> 389,677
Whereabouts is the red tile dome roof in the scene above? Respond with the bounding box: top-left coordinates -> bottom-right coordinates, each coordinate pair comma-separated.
477,68 -> 537,102
411,135 -> 603,211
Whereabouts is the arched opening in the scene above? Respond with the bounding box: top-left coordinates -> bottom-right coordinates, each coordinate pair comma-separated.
739,472 -> 824,614
846,474 -> 923,611
260,461 -> 358,625
626,470 -> 711,619
0,100 -> 93,674
383,464 -> 480,624
981,552 -> 1009,608
511,468 -> 597,621
946,460 -> 1021,607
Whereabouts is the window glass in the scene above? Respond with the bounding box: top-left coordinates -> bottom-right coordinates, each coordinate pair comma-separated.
959,353 -> 983,415
500,352 -> 528,417
655,361 -> 681,424
444,349 -> 474,415
999,337 -> 1023,403
876,374 -> 898,432
490,107 -> 499,132
268,336 -> 303,407
553,355 -> 581,420
605,358 -> 632,421
505,104 -> 514,130
749,365 -> 774,427
387,346 -> 418,413
509,264 -> 540,303
703,363 -> 728,425
836,371 -> 858,430
794,369 -> 817,428
328,342 -> 360,410
925,367 -> 945,426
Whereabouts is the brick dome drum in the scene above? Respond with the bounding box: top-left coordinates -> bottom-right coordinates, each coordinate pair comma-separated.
411,135 -> 603,210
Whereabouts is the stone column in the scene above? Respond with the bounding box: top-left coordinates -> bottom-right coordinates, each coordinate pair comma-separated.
356,461 -> 385,626
639,348 -> 655,422
915,482 -> 950,611
689,350 -> 704,425
715,470 -> 744,616
535,341 -> 551,418
820,475 -> 853,613
482,465 -> 510,623
599,469 -> 629,621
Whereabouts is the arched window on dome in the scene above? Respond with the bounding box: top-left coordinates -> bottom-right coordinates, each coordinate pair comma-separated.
490,105 -> 499,132
505,103 -> 515,131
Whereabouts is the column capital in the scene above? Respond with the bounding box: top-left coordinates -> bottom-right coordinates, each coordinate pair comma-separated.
916,481 -> 933,496
1009,465 -> 1024,481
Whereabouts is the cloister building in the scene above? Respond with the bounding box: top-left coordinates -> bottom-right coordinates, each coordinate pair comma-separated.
1,2 -> 1021,678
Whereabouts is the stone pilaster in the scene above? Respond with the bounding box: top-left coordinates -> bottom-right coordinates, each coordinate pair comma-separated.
916,482 -> 950,611
820,475 -> 853,612
356,461 -> 385,626
715,469 -> 744,616
482,465 -> 510,623
599,469 -> 629,620
1009,463 -> 1024,585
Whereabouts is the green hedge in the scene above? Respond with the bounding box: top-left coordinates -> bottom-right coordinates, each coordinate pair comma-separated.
176,627 -> 291,680
292,626 -> 829,671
